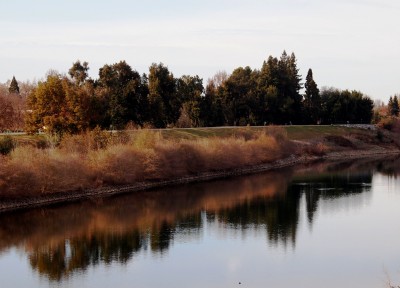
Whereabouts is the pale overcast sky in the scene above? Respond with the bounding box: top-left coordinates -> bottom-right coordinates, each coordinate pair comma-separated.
1,0 -> 399,101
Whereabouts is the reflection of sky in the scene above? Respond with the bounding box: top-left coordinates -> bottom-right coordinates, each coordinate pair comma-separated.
317,191 -> 372,214
373,173 -> 400,192
0,249 -> 39,288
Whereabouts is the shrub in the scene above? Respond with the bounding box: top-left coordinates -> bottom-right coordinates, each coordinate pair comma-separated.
376,130 -> 384,142
0,136 -> 15,155
59,127 -> 112,154
131,129 -> 161,150
377,116 -> 400,132
267,126 -> 288,144
303,142 -> 329,156
36,139 -> 50,149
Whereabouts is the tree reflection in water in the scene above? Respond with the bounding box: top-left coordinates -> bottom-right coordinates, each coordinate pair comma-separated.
0,156 -> 398,281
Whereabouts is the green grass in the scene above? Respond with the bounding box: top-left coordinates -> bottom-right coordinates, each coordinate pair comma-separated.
1,125 -> 372,146
159,125 -> 370,141
159,127 -> 264,139
0,134 -> 47,147
283,125 -> 365,140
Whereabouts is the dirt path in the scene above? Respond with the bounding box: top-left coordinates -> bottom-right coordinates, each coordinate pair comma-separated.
0,149 -> 399,213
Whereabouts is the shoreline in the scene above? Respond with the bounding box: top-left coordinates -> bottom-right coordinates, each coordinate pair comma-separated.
1,148 -> 399,213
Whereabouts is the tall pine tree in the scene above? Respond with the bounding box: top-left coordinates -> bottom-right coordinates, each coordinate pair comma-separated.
275,51 -> 302,124
9,76 -> 20,94
303,69 -> 320,124
389,95 -> 400,116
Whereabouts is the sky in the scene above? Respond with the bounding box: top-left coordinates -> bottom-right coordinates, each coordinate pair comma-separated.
1,0 -> 399,102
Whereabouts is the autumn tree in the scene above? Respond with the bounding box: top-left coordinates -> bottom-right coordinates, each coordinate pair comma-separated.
25,73 -> 86,135
63,81 -> 93,132
0,79 -> 29,130
26,74 -> 64,134
0,94 -> 14,130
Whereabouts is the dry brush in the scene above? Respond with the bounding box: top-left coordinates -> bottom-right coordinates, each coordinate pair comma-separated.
0,128 -> 293,199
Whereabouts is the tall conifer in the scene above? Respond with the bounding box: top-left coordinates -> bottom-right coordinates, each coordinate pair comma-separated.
9,76 -> 19,94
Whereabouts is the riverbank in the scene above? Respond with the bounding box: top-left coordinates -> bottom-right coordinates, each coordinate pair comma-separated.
1,125 -> 399,212
1,147 -> 399,213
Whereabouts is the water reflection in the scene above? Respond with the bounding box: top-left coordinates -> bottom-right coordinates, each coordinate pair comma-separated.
375,156 -> 400,177
294,172 -> 373,223
0,156 -> 398,281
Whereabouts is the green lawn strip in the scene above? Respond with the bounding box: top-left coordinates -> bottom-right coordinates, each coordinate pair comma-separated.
284,125 -> 362,140
0,134 -> 46,147
0,126 -> 374,147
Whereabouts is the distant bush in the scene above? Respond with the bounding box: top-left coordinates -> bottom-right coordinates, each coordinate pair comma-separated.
378,117 -> 395,130
36,139 -> 50,149
59,126 -> 113,154
377,116 -> 400,133
303,142 -> 329,156
392,118 -> 400,133
0,136 -> 15,155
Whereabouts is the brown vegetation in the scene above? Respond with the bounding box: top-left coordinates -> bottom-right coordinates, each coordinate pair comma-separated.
1,125 -> 399,203
0,81 -> 32,131
302,142 -> 330,156
0,128 -> 292,199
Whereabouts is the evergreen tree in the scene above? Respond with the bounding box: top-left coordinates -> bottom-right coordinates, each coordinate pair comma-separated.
221,66 -> 257,125
97,61 -> 148,128
303,69 -> 320,124
9,76 -> 20,94
68,60 -> 89,85
320,88 -> 373,124
257,56 -> 280,124
389,95 -> 399,116
261,51 -> 303,124
200,79 -> 225,127
253,51 -> 302,125
176,75 -> 204,127
287,52 -> 303,123
148,63 -> 177,127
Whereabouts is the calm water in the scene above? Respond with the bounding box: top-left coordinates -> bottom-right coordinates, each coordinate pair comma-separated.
0,157 -> 400,288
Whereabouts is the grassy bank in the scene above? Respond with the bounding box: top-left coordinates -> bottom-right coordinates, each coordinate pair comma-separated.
0,127 -> 293,198
0,125 -> 399,201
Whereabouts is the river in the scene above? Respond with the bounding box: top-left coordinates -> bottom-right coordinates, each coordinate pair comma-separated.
0,156 -> 399,288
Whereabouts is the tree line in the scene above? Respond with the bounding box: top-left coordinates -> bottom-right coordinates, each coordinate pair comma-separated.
1,51 -> 377,134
